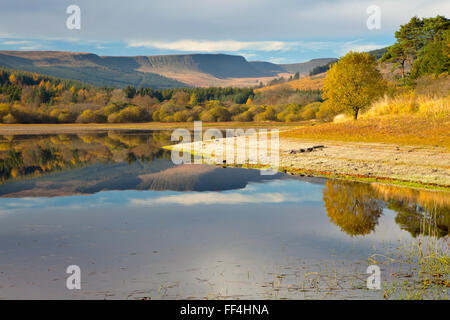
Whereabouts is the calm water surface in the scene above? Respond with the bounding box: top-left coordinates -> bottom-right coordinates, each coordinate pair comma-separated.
0,131 -> 448,299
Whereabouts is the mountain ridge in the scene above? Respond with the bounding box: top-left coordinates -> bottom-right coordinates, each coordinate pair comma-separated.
0,50 -> 337,88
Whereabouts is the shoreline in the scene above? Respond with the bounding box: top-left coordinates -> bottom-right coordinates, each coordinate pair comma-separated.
0,122 -> 307,134
2,123 -> 448,191
166,132 -> 450,191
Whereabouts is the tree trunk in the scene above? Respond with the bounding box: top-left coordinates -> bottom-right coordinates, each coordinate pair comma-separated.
354,108 -> 359,120
401,62 -> 406,84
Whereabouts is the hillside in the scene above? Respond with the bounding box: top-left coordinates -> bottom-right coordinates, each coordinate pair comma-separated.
255,72 -> 327,92
145,54 -> 280,78
280,58 -> 337,74
0,51 -> 335,88
0,51 -> 186,89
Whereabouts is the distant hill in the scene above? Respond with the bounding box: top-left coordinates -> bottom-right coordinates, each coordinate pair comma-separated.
280,58 -> 338,74
256,72 -> 327,92
0,51 -> 186,89
368,47 -> 388,60
248,61 -> 286,75
145,54 -> 281,78
0,50 -> 336,88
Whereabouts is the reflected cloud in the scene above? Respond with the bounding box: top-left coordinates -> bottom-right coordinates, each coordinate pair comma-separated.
130,191 -> 291,206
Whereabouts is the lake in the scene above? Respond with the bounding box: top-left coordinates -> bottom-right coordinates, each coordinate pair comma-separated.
0,131 -> 448,299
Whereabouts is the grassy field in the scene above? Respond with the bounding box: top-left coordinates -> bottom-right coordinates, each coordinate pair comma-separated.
281,115 -> 450,150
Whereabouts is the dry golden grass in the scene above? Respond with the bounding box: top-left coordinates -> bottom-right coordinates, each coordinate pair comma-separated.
139,68 -> 293,88
255,73 -> 326,92
281,115 -> 450,150
363,94 -> 449,120
283,93 -> 450,149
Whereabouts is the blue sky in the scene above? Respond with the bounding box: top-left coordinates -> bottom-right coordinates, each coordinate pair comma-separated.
0,0 -> 448,63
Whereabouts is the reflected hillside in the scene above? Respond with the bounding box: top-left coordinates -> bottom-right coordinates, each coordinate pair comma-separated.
323,180 -> 449,238
0,162 -> 286,197
372,184 -> 450,238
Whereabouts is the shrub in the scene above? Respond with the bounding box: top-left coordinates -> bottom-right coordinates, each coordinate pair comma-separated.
209,106 -> 231,122
0,103 -> 10,118
301,102 -> 321,120
254,106 -> 277,121
232,110 -> 254,121
173,110 -> 192,122
3,113 -> 16,124
285,113 -> 300,122
76,110 -> 105,123
107,106 -> 147,123
200,111 -> 216,122
316,101 -> 339,121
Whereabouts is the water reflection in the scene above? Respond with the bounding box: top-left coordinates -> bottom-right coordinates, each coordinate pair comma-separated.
323,180 -> 383,236
0,132 -> 448,299
1,132 -> 449,240
323,180 -> 449,238
0,131 -> 173,184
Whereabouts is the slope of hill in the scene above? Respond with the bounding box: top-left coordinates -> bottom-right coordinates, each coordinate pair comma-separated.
137,54 -> 291,87
280,58 -> 338,74
368,47 -> 388,60
0,50 -> 336,88
0,51 -> 186,89
145,54 -> 281,78
256,72 -> 327,92
248,61 -> 286,75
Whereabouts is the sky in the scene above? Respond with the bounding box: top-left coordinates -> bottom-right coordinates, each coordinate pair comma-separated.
0,0 -> 448,63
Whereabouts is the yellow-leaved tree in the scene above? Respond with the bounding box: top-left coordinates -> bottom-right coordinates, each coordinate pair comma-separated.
323,51 -> 386,120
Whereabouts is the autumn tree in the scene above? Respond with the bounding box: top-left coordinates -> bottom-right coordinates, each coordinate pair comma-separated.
323,51 -> 386,120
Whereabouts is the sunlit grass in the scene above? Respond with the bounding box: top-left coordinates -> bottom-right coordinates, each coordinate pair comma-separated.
364,94 -> 449,120
281,93 -> 450,149
281,115 -> 450,150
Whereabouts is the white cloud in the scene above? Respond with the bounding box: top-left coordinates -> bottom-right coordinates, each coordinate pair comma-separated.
127,39 -> 333,55
2,40 -> 31,45
1,40 -> 42,50
127,39 -> 291,52
130,192 -> 291,206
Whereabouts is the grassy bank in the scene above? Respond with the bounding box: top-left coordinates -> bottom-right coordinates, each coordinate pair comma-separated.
281,94 -> 450,150
281,115 -> 450,151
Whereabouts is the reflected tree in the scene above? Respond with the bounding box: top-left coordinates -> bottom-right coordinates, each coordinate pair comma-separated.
390,200 -> 449,238
323,180 -> 383,236
0,132 -> 172,183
